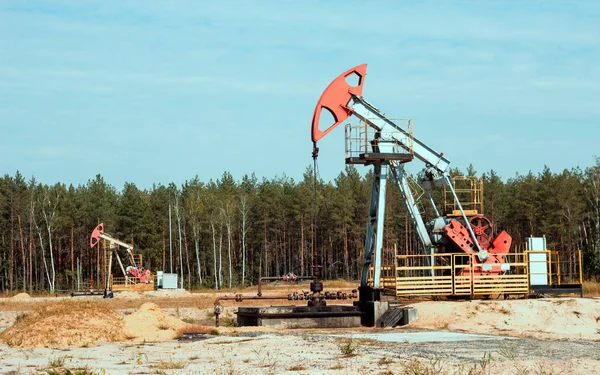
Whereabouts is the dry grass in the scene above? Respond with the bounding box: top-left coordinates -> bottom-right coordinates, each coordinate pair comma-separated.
288,365 -> 308,371
337,337 -> 357,357
499,306 -> 512,315
152,357 -> 187,370
583,280 -> 600,297
0,280 -> 359,312
0,300 -> 125,348
174,324 -> 213,338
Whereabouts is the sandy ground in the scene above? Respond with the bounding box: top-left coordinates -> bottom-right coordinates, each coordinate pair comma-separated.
406,297 -> 600,341
0,330 -> 599,374
0,290 -> 599,374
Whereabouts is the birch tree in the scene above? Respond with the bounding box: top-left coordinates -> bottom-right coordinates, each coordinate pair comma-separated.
585,157 -> 600,269
222,202 -> 234,289
239,193 -> 250,284
210,216 -> 219,289
33,185 -> 60,293
174,190 -> 184,288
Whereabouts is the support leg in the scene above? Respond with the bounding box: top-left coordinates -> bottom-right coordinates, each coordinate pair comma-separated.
360,163 -> 388,288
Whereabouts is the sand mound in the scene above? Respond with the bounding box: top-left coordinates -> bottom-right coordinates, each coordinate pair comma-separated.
123,302 -> 210,342
11,293 -> 31,300
0,301 -> 125,347
115,291 -> 143,300
408,298 -> 600,340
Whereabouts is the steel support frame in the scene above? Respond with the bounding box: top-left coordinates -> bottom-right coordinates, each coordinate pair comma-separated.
389,162 -> 435,274
360,162 -> 388,288
350,97 -> 450,173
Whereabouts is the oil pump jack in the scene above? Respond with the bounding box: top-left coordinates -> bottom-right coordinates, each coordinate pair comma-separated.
90,223 -> 152,297
311,65 -> 512,304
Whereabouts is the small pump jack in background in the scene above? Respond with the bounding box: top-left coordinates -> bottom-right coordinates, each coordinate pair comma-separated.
90,223 -> 152,298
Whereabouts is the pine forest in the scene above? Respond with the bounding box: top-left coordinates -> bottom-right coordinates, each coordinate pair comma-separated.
1,158 -> 600,294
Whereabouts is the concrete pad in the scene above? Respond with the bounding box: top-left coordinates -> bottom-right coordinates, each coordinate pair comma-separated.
237,305 -> 362,328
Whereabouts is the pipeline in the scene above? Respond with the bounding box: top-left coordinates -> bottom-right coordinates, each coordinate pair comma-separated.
257,274 -> 315,297
213,294 -> 290,327
287,289 -> 358,301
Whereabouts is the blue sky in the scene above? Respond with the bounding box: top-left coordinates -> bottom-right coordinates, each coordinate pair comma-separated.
1,0 -> 599,189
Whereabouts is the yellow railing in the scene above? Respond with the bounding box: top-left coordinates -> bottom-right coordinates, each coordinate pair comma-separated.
367,249 -> 581,297
394,252 -> 534,297
551,250 -> 583,285
395,254 -> 453,295
110,275 -> 143,286
367,266 -> 397,289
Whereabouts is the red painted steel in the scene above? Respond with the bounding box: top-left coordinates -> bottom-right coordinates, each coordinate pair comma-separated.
311,64 -> 367,142
90,223 -> 104,248
469,216 -> 493,248
443,218 -> 513,276
443,219 -> 477,255
489,230 -> 512,255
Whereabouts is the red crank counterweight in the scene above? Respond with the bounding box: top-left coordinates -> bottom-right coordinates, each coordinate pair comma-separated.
311,64 -> 367,143
469,216 -> 493,249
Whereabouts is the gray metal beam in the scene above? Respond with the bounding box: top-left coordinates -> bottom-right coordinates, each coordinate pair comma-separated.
350,97 -> 450,173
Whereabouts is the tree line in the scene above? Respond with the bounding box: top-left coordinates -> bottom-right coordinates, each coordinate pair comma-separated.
1,158 -> 599,293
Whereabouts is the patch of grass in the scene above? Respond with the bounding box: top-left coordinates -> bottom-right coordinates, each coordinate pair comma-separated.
152,357 -> 187,370
15,312 -> 29,323
181,317 -> 202,324
378,356 -> 394,366
498,342 -> 518,360
251,347 -> 277,370
536,362 -> 558,375
583,280 -> 600,297
329,363 -> 344,370
229,330 -> 240,337
338,338 -> 356,357
188,355 -> 199,361
218,316 -> 236,327
288,365 -> 308,371
135,353 -> 148,365
470,352 -> 492,375
209,328 -> 220,336
40,367 -> 102,375
499,306 -> 511,315
400,358 -> 443,375
156,322 -> 171,330
48,355 -> 68,368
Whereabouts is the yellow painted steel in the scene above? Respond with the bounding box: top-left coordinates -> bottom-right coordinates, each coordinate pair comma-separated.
367,266 -> 396,288
373,248 -> 582,298
395,252 -> 531,297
